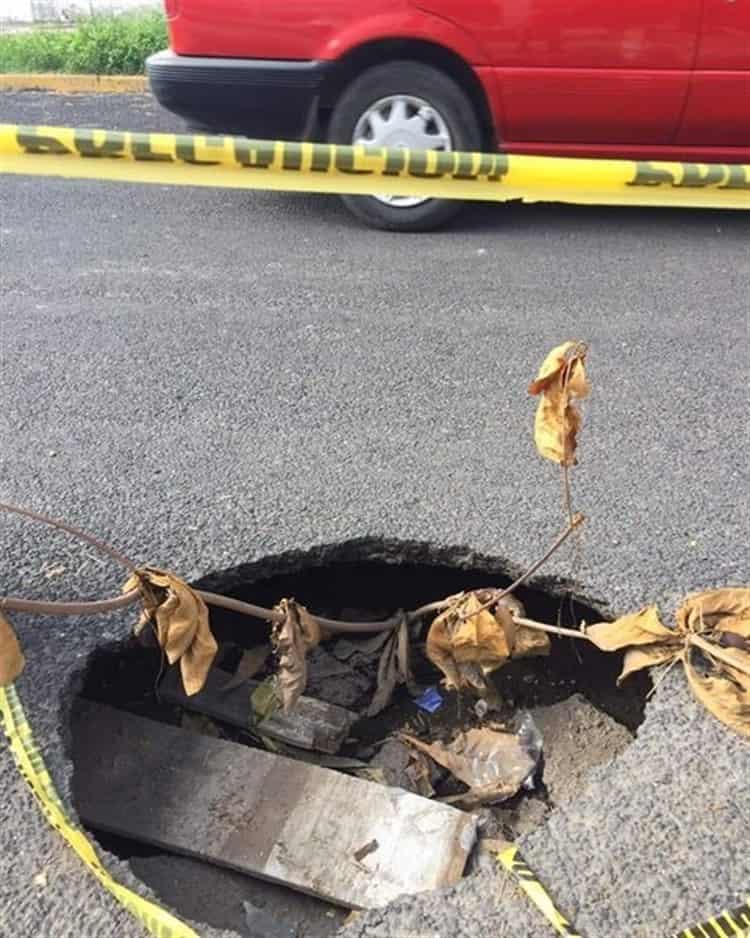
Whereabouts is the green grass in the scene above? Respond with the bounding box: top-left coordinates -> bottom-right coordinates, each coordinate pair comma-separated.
0,12 -> 167,75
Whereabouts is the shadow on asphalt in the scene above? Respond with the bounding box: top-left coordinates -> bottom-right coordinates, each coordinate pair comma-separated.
231,189 -> 750,238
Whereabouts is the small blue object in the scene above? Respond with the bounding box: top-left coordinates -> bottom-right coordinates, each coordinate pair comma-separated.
414,687 -> 444,714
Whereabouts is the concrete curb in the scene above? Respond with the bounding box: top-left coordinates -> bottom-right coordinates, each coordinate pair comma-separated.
0,73 -> 147,93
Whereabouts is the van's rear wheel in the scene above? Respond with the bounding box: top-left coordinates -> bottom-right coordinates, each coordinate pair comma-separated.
328,61 -> 483,232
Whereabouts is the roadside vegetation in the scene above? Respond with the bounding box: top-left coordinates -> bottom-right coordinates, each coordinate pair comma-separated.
0,11 -> 166,75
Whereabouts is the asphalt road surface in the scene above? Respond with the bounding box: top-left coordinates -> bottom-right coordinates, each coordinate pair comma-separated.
1,90 -> 749,938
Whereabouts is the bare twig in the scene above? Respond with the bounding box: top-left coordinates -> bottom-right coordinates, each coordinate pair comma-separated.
197,590 -> 403,635
689,633 -> 750,678
646,654 -> 681,699
0,589 -> 141,616
407,592 -> 467,623
0,504 -> 587,640
454,513 -> 586,621
0,584 -> 402,634
0,501 -> 137,571
513,614 -> 593,641
562,464 -> 574,528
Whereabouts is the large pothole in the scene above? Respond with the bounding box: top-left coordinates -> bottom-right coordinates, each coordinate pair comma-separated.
68,542 -> 649,938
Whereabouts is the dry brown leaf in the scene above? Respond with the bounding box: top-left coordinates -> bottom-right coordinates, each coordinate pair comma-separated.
366,614 -> 415,717
451,593 -> 512,669
586,606 -> 680,651
271,598 -> 321,713
676,587 -> 750,636
125,567 -> 217,696
593,590 -> 750,737
402,727 -> 536,807
684,650 -> 750,740
427,594 -> 542,692
528,341 -> 581,395
528,341 -> 590,466
0,610 -> 25,687
617,644 -> 678,685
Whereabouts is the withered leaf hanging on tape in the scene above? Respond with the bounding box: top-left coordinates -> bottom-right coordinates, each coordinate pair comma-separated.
366,613 -> 416,717
124,567 -> 217,696
528,341 -> 589,466
680,588 -> 750,739
426,593 -> 548,693
587,589 -> 750,738
271,598 -> 322,713
586,606 -> 681,652
0,610 -> 25,687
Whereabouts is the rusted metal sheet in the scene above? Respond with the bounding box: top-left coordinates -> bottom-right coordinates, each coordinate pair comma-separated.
72,702 -> 477,909
160,664 -> 357,754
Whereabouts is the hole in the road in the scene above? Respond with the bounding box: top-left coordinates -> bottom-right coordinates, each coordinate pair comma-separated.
68,541 -> 649,937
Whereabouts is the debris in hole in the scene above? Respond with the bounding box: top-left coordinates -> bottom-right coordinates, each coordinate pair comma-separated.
220,643 -> 271,692
73,701 -> 477,909
180,711 -> 221,738
160,664 -> 357,754
243,899 -> 298,938
368,739 -> 443,796
402,714 -> 542,808
414,686 -> 444,714
73,556 -> 652,931
352,839 -> 379,863
303,646 -> 375,709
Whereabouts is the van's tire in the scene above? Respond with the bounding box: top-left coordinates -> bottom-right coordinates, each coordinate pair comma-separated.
328,61 -> 483,232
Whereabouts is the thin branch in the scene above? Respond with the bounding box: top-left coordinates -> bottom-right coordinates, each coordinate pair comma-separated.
455,513 -> 586,621
646,654 -> 682,699
0,501 -> 137,571
407,592 -> 466,623
562,464 -> 574,528
1,585 -> 403,634
0,589 -> 141,616
0,508 -> 589,639
197,590 -> 402,634
513,614 -> 592,641
689,633 -> 750,678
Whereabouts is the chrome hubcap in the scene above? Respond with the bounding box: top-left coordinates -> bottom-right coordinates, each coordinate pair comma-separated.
353,94 -> 453,208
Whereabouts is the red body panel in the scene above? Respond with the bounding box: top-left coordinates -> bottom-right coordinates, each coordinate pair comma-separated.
165,0 -> 750,162
679,0 -> 750,145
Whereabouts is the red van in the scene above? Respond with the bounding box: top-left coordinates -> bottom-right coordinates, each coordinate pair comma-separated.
147,0 -> 750,230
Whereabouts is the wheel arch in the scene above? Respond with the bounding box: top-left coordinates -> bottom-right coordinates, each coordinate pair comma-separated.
319,39 -> 495,148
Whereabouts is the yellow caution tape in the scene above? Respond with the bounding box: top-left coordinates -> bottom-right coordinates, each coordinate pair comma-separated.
498,845 -> 585,937
1,678 -> 747,938
0,124 -> 748,209
498,844 -> 750,938
0,683 -> 200,938
671,900 -> 750,938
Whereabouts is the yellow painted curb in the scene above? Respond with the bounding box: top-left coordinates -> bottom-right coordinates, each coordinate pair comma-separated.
0,73 -> 147,94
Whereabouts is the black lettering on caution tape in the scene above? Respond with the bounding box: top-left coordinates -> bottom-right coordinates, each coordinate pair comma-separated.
130,133 -> 173,162
233,138 -> 276,169
17,126 -> 71,155
720,166 -> 750,190
629,161 -> 750,190
174,134 -> 223,165
74,130 -> 126,158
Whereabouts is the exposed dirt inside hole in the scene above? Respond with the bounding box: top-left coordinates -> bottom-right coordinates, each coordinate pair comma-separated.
69,549 -> 649,938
